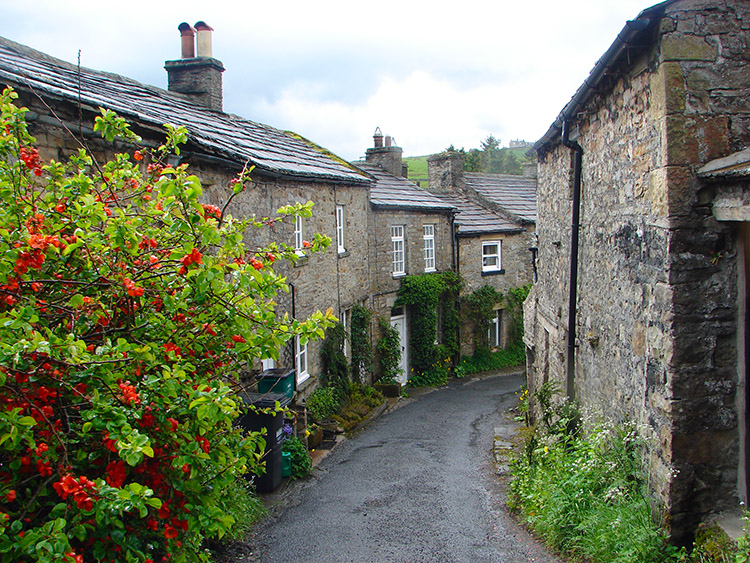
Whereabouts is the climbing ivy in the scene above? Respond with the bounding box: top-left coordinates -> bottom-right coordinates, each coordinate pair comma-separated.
350,304 -> 373,384
440,271 -> 463,359
464,285 -> 503,350
395,272 -> 462,387
376,317 -> 402,384
320,322 -> 350,400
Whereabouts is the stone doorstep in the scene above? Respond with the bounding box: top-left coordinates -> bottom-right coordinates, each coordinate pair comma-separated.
714,510 -> 746,542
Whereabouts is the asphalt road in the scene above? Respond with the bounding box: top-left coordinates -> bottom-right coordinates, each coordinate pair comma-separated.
241,372 -> 564,563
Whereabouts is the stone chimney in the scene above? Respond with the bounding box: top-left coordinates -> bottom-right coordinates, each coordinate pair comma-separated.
426,152 -> 465,193
165,21 -> 225,112
365,127 -> 405,177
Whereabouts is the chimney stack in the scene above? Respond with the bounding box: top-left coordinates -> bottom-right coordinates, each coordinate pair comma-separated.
366,127 -> 404,177
165,21 -> 225,112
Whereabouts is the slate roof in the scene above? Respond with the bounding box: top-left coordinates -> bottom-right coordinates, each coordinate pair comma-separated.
0,36 -> 369,185
431,192 -> 523,236
464,173 -> 537,223
358,163 -> 455,212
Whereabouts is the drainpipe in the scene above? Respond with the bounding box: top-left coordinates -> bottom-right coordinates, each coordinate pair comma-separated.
562,119 -> 582,400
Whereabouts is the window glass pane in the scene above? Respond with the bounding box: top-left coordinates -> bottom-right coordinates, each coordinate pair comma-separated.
294,216 -> 303,250
336,206 -> 345,253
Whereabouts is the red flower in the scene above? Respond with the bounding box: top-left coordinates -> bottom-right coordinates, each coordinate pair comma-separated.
133,150 -> 143,161
105,460 -> 127,488
302,240 -> 312,248
250,258 -> 263,270
231,334 -> 246,343
180,248 -> 203,268
5,490 -> 16,502
164,525 -> 178,539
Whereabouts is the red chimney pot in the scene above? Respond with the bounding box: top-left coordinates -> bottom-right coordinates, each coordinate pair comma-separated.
178,22 -> 195,59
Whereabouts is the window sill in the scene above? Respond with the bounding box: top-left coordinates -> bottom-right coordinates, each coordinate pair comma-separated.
296,372 -> 310,387
294,254 -> 309,268
338,250 -> 350,258
392,273 -> 406,279
424,268 -> 436,273
481,268 -> 505,277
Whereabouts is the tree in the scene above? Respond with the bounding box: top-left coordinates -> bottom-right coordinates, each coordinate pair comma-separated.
0,87 -> 335,562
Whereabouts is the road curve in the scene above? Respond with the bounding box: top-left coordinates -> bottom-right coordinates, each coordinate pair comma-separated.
240,372 -> 564,563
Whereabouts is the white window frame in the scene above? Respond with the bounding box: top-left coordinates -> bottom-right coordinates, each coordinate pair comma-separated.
294,215 -> 303,253
391,225 -> 405,276
488,309 -> 502,348
423,224 -> 436,272
295,336 -> 309,385
336,205 -> 345,254
482,240 -> 502,272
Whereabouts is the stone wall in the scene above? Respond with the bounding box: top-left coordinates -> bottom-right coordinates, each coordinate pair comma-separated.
458,227 -> 536,355
525,0 -> 749,540
367,208 -> 454,378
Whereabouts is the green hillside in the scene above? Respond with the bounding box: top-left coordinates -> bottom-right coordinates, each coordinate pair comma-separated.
404,146 -> 532,189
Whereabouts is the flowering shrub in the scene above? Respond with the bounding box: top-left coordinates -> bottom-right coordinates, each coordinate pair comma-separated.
0,88 -> 335,562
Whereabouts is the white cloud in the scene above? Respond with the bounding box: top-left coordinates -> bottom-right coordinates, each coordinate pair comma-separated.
0,0 -> 656,160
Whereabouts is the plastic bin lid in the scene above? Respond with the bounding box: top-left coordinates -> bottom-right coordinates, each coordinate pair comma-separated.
256,368 -> 295,379
239,391 -> 292,408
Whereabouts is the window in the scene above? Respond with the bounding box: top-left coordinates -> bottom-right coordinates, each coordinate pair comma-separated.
391,225 -> 405,276
294,215 -> 303,253
482,240 -> 502,272
336,205 -> 345,254
488,309 -> 502,348
260,357 -> 275,371
295,336 -> 309,384
423,224 -> 436,272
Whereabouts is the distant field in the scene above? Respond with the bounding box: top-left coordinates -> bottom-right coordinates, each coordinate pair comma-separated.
403,156 -> 429,185
404,147 -> 532,188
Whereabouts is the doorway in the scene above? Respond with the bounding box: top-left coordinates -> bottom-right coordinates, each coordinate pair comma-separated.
390,314 -> 408,386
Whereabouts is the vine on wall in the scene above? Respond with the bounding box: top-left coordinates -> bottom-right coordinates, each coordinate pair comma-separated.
395,272 -> 462,387
320,322 -> 350,400
464,284 -> 503,350
376,317 -> 402,384
350,304 -> 372,384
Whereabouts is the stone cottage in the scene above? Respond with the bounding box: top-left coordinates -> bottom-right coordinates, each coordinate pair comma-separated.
428,152 -> 537,354
0,25 -> 372,400
523,0 -> 750,542
357,131 -> 456,384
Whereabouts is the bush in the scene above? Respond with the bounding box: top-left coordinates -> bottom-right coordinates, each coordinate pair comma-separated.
509,384 -> 679,563
0,88 -> 335,562
306,387 -> 340,422
282,437 -> 312,480
460,344 -> 525,375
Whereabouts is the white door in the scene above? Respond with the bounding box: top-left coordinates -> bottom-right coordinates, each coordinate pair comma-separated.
390,315 -> 408,385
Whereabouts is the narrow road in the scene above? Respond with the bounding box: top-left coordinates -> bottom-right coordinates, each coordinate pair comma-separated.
241,372 -> 564,563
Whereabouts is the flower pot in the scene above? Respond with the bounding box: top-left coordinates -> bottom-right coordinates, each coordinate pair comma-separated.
375,383 -> 401,398
307,426 -> 323,449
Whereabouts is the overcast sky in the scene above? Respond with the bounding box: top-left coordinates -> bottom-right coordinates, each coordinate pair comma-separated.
1,0 -> 655,160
